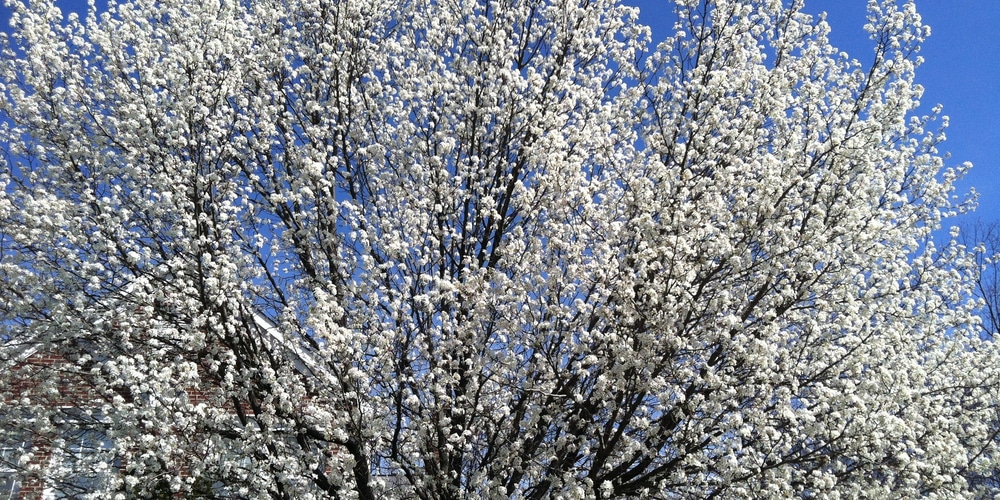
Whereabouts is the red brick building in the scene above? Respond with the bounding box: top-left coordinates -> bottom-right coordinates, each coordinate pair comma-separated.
0,310 -> 327,499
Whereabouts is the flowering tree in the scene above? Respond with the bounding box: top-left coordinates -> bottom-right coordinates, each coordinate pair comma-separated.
962,221 -> 1000,339
1,0 -> 999,497
957,220 -> 1000,491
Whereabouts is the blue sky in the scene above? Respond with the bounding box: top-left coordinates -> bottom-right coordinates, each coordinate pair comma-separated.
1,0 -> 997,229
632,0 -> 1000,231
809,1 -> 1000,230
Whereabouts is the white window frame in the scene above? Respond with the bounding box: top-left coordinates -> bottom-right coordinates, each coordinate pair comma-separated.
208,421 -> 329,498
42,409 -> 118,500
0,409 -> 33,500
0,425 -> 28,500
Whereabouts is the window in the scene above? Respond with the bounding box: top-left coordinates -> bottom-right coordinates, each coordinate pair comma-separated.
204,424 -> 330,498
0,432 -> 26,500
45,410 -> 118,500
0,416 -> 29,500
207,454 -> 253,499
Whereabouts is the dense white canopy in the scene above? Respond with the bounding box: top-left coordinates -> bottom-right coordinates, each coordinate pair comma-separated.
1,0 -> 998,497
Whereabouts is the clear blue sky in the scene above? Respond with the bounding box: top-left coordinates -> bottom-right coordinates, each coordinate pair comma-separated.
1,0 -> 997,228
806,0 -> 1000,229
809,1 -> 1000,230
631,0 -> 1000,230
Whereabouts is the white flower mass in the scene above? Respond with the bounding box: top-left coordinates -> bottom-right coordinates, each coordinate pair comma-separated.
0,0 -> 998,498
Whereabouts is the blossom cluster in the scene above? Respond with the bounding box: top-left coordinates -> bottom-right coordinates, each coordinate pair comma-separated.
0,0 -> 997,498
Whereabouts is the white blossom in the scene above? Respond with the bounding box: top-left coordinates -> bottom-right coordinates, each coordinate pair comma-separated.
0,0 -> 998,498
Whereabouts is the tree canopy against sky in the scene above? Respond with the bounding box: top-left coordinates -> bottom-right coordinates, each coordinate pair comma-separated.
1,0 -> 999,498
